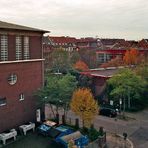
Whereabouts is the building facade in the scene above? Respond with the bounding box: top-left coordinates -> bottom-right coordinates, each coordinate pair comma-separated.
0,21 -> 48,132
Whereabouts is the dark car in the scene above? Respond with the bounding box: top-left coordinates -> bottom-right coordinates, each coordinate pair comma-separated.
99,107 -> 117,117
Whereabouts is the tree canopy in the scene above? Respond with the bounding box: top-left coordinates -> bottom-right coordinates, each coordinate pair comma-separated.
51,48 -> 71,73
123,48 -> 139,65
107,68 -> 147,110
73,60 -> 89,71
36,73 -> 77,116
70,88 -> 98,127
100,56 -> 124,68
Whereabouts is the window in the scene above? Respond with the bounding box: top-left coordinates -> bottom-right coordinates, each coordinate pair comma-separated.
24,36 -> 29,59
19,93 -> 24,101
1,35 -> 8,61
106,54 -> 113,61
16,36 -> 22,60
0,97 -> 6,106
8,74 -> 17,85
97,53 -> 105,63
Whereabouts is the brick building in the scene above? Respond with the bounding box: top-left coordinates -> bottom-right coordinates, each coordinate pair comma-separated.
0,21 -> 48,132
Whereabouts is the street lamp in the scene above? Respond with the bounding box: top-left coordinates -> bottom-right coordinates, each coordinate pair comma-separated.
119,98 -> 122,114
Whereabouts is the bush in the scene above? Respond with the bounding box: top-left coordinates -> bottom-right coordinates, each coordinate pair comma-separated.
81,127 -> 89,135
88,125 -> 100,141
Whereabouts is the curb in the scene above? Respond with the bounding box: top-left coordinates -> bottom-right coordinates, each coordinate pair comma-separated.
116,134 -> 134,148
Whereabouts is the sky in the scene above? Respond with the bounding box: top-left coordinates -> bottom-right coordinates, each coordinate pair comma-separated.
0,0 -> 148,40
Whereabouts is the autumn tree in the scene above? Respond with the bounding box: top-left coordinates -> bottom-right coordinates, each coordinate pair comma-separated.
123,48 -> 139,65
70,88 -> 98,127
70,50 -> 81,65
73,60 -> 89,71
78,48 -> 98,68
100,56 -> 124,68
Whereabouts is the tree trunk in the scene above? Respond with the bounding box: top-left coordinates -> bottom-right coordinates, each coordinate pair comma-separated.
49,103 -> 56,118
127,88 -> 131,109
123,96 -> 126,117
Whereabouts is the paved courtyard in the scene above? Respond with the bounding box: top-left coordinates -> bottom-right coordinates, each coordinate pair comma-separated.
1,132 -> 61,148
45,105 -> 148,148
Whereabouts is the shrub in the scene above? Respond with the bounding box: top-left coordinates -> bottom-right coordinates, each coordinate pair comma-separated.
88,126 -> 100,141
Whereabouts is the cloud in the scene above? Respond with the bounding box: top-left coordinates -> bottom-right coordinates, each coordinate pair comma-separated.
0,0 -> 147,40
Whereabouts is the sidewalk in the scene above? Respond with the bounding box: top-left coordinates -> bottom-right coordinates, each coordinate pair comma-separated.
86,133 -> 133,148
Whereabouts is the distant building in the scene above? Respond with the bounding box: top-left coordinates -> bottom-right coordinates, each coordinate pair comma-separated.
0,21 -> 48,132
43,36 -> 78,70
81,68 -> 119,98
43,36 -> 148,67
76,37 -> 99,50
96,38 -> 147,63
138,39 -> 148,49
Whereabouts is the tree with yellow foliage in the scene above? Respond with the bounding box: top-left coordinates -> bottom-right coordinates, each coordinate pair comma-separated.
68,139 -> 77,148
70,88 -> 98,128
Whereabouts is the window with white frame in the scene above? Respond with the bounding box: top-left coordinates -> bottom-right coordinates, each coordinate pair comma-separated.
8,74 -> 17,85
19,93 -> 24,101
97,53 -> 105,63
1,35 -> 8,61
16,36 -> 22,60
0,97 -> 6,106
24,36 -> 30,59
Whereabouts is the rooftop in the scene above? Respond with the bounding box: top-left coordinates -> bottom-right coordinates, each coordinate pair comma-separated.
81,67 -> 121,78
0,21 -> 49,33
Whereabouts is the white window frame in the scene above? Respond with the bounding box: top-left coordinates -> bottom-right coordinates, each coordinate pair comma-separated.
19,93 -> 24,101
1,35 -> 8,61
8,74 -> 17,85
16,36 -> 22,60
24,36 -> 30,59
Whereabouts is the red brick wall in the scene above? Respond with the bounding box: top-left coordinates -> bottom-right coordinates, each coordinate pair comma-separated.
93,77 -> 106,96
30,36 -> 42,59
0,61 -> 43,132
8,35 -> 16,61
0,31 -> 43,62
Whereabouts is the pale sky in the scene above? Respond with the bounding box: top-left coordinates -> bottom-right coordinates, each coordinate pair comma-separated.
0,0 -> 148,40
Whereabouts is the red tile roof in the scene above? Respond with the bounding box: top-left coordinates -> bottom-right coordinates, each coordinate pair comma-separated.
77,38 -> 97,43
48,36 -> 77,44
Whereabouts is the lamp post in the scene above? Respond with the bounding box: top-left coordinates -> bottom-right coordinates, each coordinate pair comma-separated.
119,98 -> 122,114
42,96 -> 47,121
123,132 -> 128,148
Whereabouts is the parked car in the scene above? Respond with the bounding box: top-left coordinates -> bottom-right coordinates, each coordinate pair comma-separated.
99,107 -> 117,117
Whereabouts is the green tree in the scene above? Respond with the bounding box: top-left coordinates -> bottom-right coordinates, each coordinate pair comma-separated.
36,74 -> 77,118
107,69 -> 147,112
35,75 -> 60,118
58,73 -> 78,117
51,48 -> 71,73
